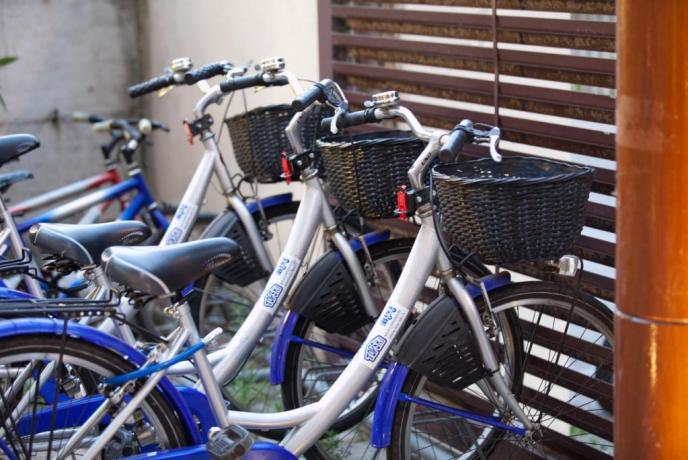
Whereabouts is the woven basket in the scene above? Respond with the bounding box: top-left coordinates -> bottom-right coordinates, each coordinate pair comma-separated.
225,104 -> 331,183
317,130 -> 425,219
433,156 -> 594,265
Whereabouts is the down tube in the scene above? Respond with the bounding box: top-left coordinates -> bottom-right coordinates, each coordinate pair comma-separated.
209,182 -> 325,386
284,216 -> 439,456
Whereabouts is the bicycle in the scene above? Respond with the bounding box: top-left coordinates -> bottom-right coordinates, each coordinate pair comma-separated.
0,87 -> 610,459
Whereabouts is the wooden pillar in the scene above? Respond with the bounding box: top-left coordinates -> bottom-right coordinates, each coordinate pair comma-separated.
616,0 -> 688,457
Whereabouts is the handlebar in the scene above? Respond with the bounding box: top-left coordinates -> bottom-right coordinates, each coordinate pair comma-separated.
218,72 -> 288,93
438,123 -> 472,163
72,112 -> 106,124
183,61 -> 233,85
128,60 -> 234,98
319,108 -> 380,131
128,74 -> 178,98
292,83 -> 324,111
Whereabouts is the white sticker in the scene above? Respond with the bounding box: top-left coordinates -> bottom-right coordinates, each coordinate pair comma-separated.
163,203 -> 199,245
360,304 -> 409,369
259,255 -> 301,311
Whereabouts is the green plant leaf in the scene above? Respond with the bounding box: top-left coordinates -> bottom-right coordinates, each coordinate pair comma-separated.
0,56 -> 18,67
0,56 -> 17,67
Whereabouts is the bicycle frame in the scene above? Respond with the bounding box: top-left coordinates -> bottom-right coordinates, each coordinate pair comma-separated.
13,167 -> 166,234
0,166 -> 167,297
9,164 -> 122,227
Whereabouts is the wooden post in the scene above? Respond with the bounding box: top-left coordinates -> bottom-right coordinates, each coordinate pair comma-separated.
616,0 -> 688,457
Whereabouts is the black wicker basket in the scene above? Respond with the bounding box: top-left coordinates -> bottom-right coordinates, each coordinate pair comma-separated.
317,130 -> 425,219
225,104 -> 332,183
433,156 -> 594,265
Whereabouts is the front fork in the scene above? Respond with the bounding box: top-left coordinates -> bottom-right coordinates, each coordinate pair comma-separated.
438,253 -> 534,432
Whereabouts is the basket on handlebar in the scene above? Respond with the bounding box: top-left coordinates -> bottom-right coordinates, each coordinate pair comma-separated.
225,104 -> 332,183
317,130 -> 426,219
433,156 -> 594,265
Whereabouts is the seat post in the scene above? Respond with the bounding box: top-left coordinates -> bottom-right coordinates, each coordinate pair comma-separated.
175,301 -> 231,428
88,266 -> 137,345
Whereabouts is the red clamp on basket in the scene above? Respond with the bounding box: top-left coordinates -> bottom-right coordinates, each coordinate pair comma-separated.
280,152 -> 293,184
182,120 -> 194,145
396,185 -> 408,220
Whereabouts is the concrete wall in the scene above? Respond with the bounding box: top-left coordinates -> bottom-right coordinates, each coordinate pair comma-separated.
0,0 -> 141,201
137,0 -> 319,211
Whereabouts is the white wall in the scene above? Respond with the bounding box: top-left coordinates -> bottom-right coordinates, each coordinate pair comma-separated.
138,0 -> 320,211
0,0 -> 140,201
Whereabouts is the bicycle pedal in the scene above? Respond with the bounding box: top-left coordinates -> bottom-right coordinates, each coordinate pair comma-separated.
206,425 -> 253,460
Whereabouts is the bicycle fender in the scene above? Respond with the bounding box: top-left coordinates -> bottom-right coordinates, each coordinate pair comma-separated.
199,193 -> 293,287
270,230 -> 390,385
0,318 -> 202,446
371,271 -> 511,448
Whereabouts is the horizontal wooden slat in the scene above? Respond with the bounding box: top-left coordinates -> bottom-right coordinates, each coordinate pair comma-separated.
335,61 -> 615,123
372,218 -> 615,300
526,355 -> 613,408
520,319 -> 613,366
461,144 -> 615,196
347,91 -> 615,153
334,33 -> 616,88
521,386 -> 613,441
335,5 -> 615,51
341,0 -> 615,16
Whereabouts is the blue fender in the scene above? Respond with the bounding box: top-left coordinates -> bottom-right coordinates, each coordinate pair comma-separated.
0,318 -> 202,445
371,271 -> 512,448
246,193 -> 293,214
269,230 -> 391,385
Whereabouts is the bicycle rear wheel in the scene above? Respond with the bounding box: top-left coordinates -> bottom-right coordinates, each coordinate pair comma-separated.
390,281 -> 614,459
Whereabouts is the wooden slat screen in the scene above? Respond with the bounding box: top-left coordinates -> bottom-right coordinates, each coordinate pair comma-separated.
319,0 -> 616,301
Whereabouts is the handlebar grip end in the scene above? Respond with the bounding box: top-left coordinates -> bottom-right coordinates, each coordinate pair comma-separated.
438,128 -> 468,163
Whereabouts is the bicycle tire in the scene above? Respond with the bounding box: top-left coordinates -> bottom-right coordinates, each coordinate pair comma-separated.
389,281 -> 614,460
0,334 -> 188,458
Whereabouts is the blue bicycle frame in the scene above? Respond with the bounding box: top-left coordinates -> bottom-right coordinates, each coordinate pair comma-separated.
0,169 -> 168,297
15,170 -> 168,234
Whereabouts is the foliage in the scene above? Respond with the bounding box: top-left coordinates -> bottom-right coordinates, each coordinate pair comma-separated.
0,56 -> 18,110
0,56 -> 17,67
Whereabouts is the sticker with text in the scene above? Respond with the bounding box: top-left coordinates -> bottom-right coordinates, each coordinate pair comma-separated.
360,304 -> 409,369
259,255 -> 301,311
164,203 -> 199,245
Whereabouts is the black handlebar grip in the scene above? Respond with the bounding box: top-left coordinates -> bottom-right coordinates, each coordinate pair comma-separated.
128,74 -> 176,98
319,109 -> 380,131
219,73 -> 267,93
438,128 -> 469,163
183,61 -> 232,85
291,83 -> 324,112
151,120 -> 170,132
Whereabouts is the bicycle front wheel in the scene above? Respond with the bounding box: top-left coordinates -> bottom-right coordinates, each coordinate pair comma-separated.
0,333 -> 188,459
390,281 -> 614,459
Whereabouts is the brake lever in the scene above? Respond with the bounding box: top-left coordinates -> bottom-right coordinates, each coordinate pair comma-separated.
488,127 -> 502,162
329,102 -> 349,135
472,125 -> 503,162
